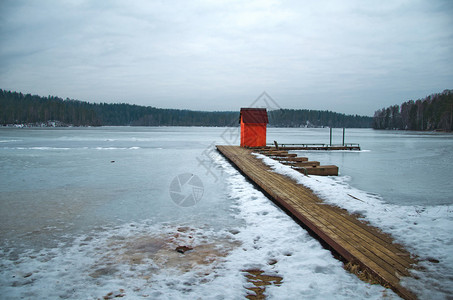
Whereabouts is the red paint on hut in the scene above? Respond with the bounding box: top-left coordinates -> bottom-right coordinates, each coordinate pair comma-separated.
240,108 -> 269,147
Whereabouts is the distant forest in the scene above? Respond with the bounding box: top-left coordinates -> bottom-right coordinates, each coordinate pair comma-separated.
0,89 -> 372,128
373,90 -> 453,131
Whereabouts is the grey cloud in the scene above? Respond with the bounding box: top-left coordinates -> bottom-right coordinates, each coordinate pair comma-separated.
0,0 -> 452,115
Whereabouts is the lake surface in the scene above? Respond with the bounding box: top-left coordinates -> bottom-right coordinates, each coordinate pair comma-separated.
267,128 -> 453,206
0,127 -> 452,299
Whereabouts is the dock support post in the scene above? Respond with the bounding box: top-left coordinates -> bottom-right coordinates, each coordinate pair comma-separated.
330,127 -> 332,146
342,128 -> 345,146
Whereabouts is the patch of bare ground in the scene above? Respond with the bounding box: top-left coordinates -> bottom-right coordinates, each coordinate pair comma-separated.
243,269 -> 283,300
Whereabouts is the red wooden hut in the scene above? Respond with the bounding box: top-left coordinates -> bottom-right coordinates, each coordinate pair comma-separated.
240,108 -> 269,147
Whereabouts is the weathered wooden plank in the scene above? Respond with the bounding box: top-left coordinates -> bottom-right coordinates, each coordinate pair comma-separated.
292,161 -> 320,167
272,156 -> 309,162
270,153 -> 298,157
260,151 -> 290,156
216,145 -> 417,300
278,146 -> 361,151
294,165 -> 338,176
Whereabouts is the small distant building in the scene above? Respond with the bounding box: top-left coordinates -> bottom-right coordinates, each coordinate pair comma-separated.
240,108 -> 268,147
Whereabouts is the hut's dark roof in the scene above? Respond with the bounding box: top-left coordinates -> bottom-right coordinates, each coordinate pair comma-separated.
240,108 -> 269,124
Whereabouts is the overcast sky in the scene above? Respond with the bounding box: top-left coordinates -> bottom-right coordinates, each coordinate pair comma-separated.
1,0 -> 452,116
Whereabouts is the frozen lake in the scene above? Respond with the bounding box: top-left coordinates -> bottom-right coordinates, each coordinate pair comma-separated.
0,127 -> 452,299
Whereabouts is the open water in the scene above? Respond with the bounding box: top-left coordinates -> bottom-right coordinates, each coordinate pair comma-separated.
0,127 -> 452,299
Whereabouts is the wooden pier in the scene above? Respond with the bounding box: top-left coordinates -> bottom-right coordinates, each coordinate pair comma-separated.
266,143 -> 361,151
217,145 -> 417,300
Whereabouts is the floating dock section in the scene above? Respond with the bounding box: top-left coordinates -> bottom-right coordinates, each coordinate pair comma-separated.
217,145 -> 417,300
255,147 -> 338,176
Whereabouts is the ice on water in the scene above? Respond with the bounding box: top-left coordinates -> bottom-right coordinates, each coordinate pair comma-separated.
0,153 -> 394,300
0,127 -> 452,299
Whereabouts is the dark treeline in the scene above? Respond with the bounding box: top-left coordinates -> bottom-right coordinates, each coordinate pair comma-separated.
269,109 -> 372,128
93,103 -> 238,126
1,89 -> 372,127
0,89 -> 237,126
373,90 -> 453,131
0,90 -> 100,126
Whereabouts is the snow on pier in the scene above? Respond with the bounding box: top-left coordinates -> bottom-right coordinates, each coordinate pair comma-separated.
217,145 -> 417,300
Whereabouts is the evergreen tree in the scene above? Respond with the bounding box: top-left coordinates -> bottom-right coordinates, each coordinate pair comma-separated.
373,90 -> 453,131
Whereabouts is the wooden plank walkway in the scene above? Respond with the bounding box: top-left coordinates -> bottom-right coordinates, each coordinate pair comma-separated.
279,145 -> 361,150
217,145 -> 417,300
266,144 -> 361,151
